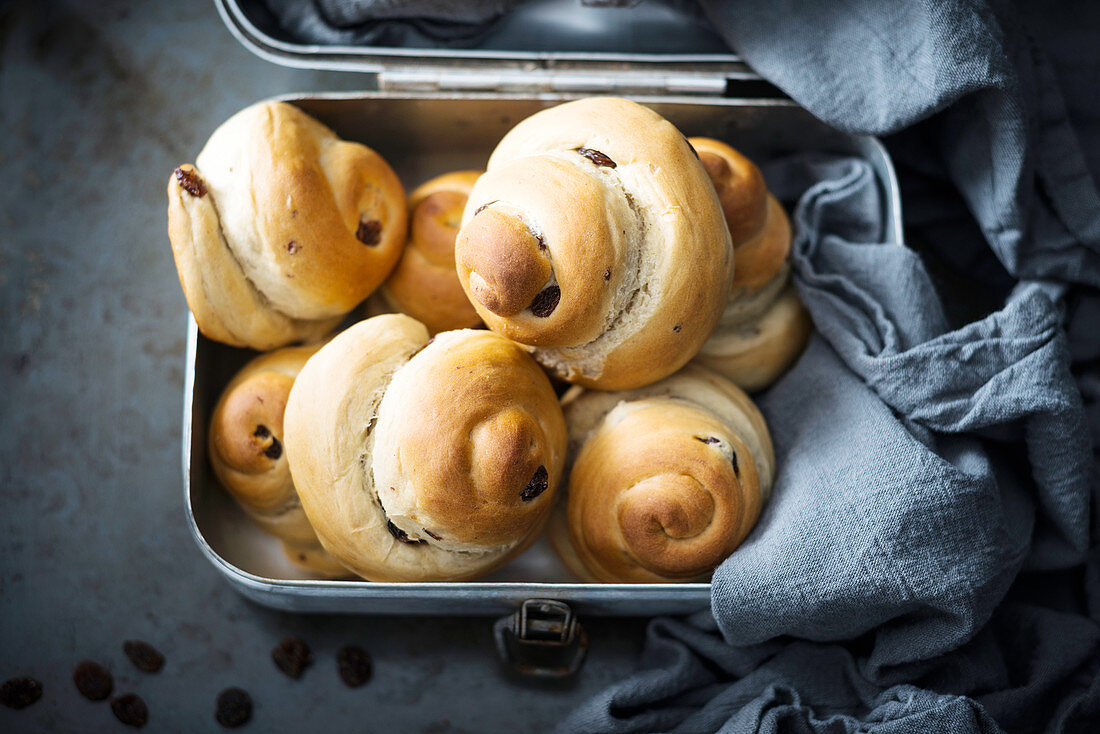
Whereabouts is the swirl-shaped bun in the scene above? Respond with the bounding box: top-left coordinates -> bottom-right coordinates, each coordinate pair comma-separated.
455,97 -> 733,390
208,346 -> 347,577
689,138 -> 812,392
380,171 -> 483,334
550,365 -> 774,583
167,101 -> 406,350
283,315 -> 567,581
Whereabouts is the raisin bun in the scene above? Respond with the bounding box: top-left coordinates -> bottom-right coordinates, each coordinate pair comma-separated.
454,97 -> 732,390
380,171 -> 483,334
688,137 -> 812,391
208,345 -> 348,577
283,314 -> 567,582
168,101 -> 406,350
549,364 -> 774,583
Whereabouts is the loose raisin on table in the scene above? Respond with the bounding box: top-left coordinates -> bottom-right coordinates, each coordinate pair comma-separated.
215,687 -> 252,728
337,645 -> 372,688
0,677 -> 42,709
123,640 -> 164,673
110,693 -> 148,728
73,660 -> 113,701
271,636 -> 311,679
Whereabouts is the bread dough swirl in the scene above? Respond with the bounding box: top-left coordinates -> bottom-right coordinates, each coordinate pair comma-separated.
380,171 -> 483,334
552,365 -> 774,583
690,137 -> 812,392
208,346 -> 347,577
167,101 -> 406,350
455,97 -> 733,390
283,315 -> 567,581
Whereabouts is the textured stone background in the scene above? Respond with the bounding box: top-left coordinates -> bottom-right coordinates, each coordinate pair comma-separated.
0,2 -> 647,731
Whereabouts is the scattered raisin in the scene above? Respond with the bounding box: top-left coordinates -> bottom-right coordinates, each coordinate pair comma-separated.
73,660 -> 113,701
215,687 -> 252,728
271,637 -> 311,679
673,323 -> 682,333
731,453 -> 740,477
337,645 -> 372,688
253,425 -> 270,438
123,640 -> 164,673
263,437 -> 283,460
603,268 -> 611,281
175,166 -> 207,198
110,693 -> 148,728
534,232 -> 546,250
286,240 -> 299,254
356,218 -> 383,246
529,286 -> 560,318
576,147 -> 616,168
695,436 -> 721,445
386,520 -> 424,545
424,529 -> 442,541
520,465 -> 549,502
0,677 -> 42,709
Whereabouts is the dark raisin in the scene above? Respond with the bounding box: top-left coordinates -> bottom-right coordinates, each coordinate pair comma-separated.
286,240 -> 299,254
123,640 -> 164,673
424,529 -> 442,541
253,425 -> 270,438
215,687 -> 252,728
337,645 -> 372,688
73,660 -> 113,701
576,147 -> 616,168
110,693 -> 149,728
175,166 -> 207,197
673,323 -> 682,333
731,453 -> 740,477
387,520 -> 424,545
529,286 -> 561,318
271,637 -> 311,679
263,437 -> 283,460
0,677 -> 42,709
604,268 -> 611,281
695,436 -> 721,445
356,218 -> 383,246
520,465 -> 549,502
534,232 -> 546,250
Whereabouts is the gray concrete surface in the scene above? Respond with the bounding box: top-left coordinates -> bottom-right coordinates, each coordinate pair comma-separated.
0,2 -> 648,731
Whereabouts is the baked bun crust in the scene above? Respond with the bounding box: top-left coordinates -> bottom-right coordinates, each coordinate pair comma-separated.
689,138 -> 812,392
552,365 -> 774,583
208,345 -> 347,577
168,101 -> 406,350
380,171 -> 483,334
283,315 -> 567,582
455,98 -> 733,390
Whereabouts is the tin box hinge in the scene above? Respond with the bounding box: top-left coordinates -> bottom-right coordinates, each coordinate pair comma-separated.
493,599 -> 589,679
378,68 -> 728,96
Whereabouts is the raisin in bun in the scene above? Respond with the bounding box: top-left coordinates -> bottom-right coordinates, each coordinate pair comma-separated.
549,364 -> 774,583
168,101 -> 406,350
688,137 -> 812,392
208,345 -> 348,577
283,314 -> 567,582
380,171 -> 483,334
454,97 -> 732,390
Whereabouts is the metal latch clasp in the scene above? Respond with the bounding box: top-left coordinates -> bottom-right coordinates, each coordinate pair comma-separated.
493,599 -> 588,678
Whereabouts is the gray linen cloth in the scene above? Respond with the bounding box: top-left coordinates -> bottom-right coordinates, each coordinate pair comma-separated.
559,1 -> 1100,731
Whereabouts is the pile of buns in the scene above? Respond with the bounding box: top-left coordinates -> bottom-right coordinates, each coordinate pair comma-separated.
169,97 -> 811,584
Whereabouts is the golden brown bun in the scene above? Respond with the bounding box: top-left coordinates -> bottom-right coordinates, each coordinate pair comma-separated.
455,98 -> 733,390
553,365 -> 774,583
380,171 -> 484,334
208,345 -> 348,577
689,138 -> 812,391
167,101 -> 406,350
283,315 -> 567,582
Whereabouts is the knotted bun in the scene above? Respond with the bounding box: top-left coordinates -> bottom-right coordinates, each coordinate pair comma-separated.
168,101 -> 406,350
689,138 -> 812,391
550,365 -> 774,583
283,315 -> 567,581
208,346 -> 347,577
455,97 -> 733,390
380,171 -> 483,334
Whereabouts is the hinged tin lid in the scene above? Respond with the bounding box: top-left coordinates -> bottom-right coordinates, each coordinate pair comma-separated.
216,0 -> 776,97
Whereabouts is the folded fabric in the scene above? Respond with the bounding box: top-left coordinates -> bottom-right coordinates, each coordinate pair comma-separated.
562,0 -> 1100,731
